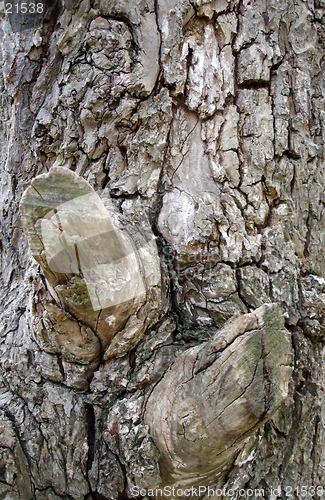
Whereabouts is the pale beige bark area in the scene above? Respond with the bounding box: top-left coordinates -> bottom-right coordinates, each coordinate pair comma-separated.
1,0 -> 325,498
144,304 -> 293,489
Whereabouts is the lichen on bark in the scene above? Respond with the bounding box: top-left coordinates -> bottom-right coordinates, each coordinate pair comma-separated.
1,0 -> 325,498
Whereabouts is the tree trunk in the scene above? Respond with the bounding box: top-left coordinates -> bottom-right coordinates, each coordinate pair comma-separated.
1,0 -> 325,499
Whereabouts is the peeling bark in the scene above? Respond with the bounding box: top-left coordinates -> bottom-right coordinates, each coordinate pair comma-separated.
1,0 -> 325,498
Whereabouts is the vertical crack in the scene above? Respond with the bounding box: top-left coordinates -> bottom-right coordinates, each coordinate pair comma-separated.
85,404 -> 96,472
184,47 -> 193,103
154,0 -> 162,74
303,206 -> 311,258
57,355 -> 65,379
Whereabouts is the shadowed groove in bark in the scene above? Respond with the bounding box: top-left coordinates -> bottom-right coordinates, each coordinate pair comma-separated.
86,404 -> 96,472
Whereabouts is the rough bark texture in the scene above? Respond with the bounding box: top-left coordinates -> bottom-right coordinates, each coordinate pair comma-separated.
1,0 -> 325,499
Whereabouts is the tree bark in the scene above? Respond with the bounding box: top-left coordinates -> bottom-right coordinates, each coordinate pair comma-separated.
1,0 -> 325,499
